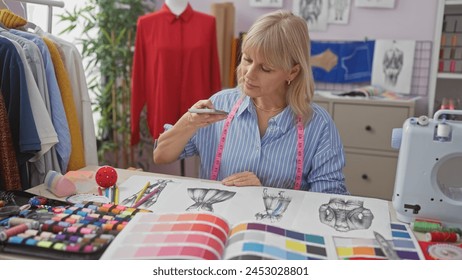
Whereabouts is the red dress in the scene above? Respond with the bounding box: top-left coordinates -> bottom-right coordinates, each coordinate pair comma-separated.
131,4 -> 221,145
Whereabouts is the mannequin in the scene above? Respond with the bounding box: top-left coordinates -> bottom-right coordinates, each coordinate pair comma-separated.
165,0 -> 188,16
131,0 -> 221,145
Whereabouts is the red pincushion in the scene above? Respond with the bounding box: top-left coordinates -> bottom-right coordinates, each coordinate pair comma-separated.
95,166 -> 118,188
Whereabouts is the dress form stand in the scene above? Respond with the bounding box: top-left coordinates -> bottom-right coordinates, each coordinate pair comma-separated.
165,0 -> 189,16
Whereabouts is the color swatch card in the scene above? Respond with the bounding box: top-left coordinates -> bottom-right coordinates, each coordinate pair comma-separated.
100,212 -> 338,260
224,222 -> 337,260
100,212 -> 230,260
334,222 -> 424,260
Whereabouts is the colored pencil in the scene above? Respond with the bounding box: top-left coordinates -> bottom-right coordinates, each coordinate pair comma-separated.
114,184 -> 119,205
133,187 -> 159,208
133,181 -> 150,206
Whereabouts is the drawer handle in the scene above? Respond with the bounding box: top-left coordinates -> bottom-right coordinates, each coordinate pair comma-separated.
361,174 -> 369,180
365,125 -> 372,131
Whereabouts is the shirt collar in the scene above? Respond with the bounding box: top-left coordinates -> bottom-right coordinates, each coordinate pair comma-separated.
237,95 -> 294,134
161,3 -> 194,23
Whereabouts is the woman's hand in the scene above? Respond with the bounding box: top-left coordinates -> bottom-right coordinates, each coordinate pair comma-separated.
222,171 -> 262,187
187,100 -> 227,128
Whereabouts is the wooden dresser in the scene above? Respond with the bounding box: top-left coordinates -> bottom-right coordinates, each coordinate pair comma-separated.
313,93 -> 416,200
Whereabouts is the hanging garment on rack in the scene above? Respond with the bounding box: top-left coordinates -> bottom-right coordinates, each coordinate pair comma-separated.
0,9 -> 71,174
0,36 -> 41,189
3,34 -> 60,186
40,30 -> 98,166
131,3 -> 222,145
0,27 -> 62,179
10,29 -> 83,171
42,36 -> 86,171
0,89 -> 21,191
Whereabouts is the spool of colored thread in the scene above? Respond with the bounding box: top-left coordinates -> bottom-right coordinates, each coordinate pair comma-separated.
0,222 -> 40,241
8,218 -> 37,227
412,220 -> 442,233
425,232 -> 460,243
441,227 -> 462,235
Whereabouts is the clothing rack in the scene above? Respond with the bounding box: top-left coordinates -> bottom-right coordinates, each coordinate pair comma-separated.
6,0 -> 64,33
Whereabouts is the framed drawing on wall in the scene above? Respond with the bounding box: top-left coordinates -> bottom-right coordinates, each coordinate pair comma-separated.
371,39 -> 416,94
293,0 -> 329,31
249,0 -> 283,8
355,0 -> 395,9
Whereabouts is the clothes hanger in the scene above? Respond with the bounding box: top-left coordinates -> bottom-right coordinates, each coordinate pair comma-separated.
0,1 -> 11,30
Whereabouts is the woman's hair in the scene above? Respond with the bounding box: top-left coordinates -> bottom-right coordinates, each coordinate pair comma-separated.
236,10 -> 315,123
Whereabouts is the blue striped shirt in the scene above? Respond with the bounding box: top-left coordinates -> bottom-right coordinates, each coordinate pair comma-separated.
169,87 -> 348,194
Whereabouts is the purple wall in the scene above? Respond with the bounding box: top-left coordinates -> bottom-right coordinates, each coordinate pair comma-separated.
158,0 -> 438,41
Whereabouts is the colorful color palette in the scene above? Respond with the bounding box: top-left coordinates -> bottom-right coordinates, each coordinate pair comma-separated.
231,222 -> 326,245
334,222 -> 424,260
224,222 -> 329,260
100,212 -> 230,260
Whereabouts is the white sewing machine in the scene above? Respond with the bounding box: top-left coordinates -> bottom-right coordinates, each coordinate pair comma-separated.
392,109 -> 462,224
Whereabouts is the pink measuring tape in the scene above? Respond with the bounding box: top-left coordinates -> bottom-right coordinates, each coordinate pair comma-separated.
210,98 -> 304,190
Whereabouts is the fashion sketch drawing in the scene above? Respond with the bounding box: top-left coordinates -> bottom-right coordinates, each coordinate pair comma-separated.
255,188 -> 292,222
319,198 -> 374,232
186,188 -> 236,212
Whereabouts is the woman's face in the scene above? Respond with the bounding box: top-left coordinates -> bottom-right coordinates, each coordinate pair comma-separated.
240,50 -> 288,100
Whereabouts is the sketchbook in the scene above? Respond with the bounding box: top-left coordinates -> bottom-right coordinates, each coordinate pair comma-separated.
98,175 -> 425,259
100,211 -> 337,260
114,175 -> 392,240
100,212 -> 423,260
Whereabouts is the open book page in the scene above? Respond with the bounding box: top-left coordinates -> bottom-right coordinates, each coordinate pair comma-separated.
117,175 -> 391,239
223,221 -> 337,260
100,212 -> 230,260
117,175 -> 307,234
107,175 -> 394,259
291,191 -> 393,240
334,222 -> 424,260
99,211 -> 338,260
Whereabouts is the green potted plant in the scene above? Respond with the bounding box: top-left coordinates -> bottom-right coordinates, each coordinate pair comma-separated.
59,0 -> 153,168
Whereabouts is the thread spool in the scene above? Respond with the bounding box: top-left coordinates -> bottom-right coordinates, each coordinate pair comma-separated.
44,170 -> 77,197
436,122 -> 451,138
8,218 -> 37,227
412,220 -> 442,233
0,222 -> 40,241
425,231 -> 460,243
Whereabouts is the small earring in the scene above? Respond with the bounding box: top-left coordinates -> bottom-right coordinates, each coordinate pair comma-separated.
287,80 -> 291,86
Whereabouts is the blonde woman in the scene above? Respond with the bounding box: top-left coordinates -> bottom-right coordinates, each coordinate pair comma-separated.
154,10 -> 348,194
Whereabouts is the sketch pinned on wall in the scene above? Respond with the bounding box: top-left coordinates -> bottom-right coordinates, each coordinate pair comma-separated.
293,0 -> 329,31
186,188 -> 236,212
354,0 -> 395,9
328,0 -> 351,24
371,39 -> 416,94
249,0 -> 283,8
319,198 -> 374,232
255,188 -> 292,222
